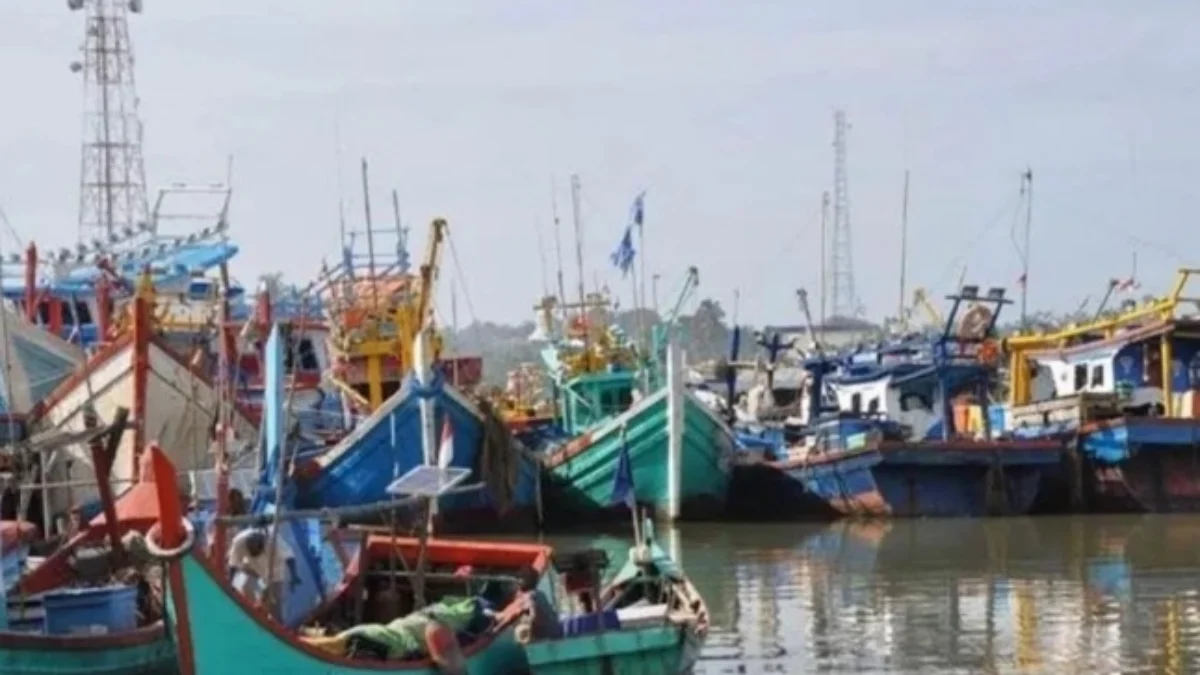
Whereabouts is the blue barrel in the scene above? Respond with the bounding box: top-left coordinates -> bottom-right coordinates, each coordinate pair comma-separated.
42,585 -> 138,636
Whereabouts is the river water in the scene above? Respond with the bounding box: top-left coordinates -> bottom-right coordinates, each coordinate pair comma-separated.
545,516 -> 1200,674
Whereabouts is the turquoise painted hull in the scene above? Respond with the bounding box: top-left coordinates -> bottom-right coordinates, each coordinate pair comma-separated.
0,627 -> 176,674
167,555 -> 532,674
545,390 -> 734,521
525,623 -> 702,675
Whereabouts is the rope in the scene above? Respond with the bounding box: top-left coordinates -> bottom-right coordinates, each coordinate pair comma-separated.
443,233 -> 478,327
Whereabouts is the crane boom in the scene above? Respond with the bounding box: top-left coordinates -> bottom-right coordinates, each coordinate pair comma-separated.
414,218 -> 448,336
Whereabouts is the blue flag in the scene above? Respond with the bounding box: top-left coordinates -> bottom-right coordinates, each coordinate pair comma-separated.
611,434 -> 636,510
610,226 -> 635,277
630,191 -> 645,232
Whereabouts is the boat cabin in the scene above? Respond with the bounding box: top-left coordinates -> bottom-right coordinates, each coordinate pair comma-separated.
556,370 -> 638,436
1020,321 -> 1200,417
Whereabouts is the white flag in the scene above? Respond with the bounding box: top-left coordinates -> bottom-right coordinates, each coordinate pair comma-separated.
437,417 -> 454,468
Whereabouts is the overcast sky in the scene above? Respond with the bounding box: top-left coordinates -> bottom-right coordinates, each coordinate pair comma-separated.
2,1 -> 1198,327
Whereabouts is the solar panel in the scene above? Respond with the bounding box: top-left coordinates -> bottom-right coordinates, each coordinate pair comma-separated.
385,465 -> 473,498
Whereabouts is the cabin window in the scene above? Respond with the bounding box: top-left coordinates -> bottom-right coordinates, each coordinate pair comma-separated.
1090,364 -> 1105,389
850,392 -> 862,413
1073,364 -> 1087,392
71,301 -> 92,325
295,338 -> 319,372
867,397 -> 880,414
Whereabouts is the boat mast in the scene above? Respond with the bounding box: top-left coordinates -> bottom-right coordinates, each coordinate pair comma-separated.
1019,168 -> 1033,327
335,115 -> 347,247
360,158 -> 378,310
898,170 -> 910,332
569,174 -> 591,357
551,177 -> 568,324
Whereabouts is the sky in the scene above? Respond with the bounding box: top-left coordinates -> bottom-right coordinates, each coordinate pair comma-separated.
1,1 -> 1198,329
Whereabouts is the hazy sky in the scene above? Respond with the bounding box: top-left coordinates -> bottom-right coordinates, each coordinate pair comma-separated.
2,1 -> 1198,328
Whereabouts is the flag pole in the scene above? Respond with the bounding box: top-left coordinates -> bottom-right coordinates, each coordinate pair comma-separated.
619,424 -> 641,544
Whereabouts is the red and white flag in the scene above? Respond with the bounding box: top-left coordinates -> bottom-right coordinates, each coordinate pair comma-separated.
1117,277 -> 1138,293
437,418 -> 454,468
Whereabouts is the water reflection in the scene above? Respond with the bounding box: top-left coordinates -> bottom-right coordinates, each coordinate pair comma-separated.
545,516 -> 1200,674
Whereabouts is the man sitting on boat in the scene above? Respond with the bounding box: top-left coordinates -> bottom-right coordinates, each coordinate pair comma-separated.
517,564 -> 562,639
227,526 -> 299,617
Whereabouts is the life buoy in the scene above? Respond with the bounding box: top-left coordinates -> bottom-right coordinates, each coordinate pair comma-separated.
144,518 -> 196,562
978,339 -> 1000,366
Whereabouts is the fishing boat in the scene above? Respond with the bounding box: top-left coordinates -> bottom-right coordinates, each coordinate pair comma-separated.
1,188 -> 240,353
299,210 -> 538,531
535,283 -> 736,524
319,187 -> 480,414
519,519 -> 708,674
1003,268 -> 1200,512
773,285 -> 1061,518
0,417 -> 176,675
146,434 -> 555,673
30,281 -> 256,531
0,300 -> 84,452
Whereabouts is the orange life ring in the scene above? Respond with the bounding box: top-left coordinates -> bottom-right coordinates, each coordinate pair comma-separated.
978,339 -> 1000,366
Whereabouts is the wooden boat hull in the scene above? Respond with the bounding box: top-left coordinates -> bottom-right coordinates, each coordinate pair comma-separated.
167,555 -> 530,674
793,441 -> 1061,518
296,372 -> 539,531
1082,418 -> 1200,512
35,333 -> 256,520
1026,417 -> 1200,513
524,622 -> 702,675
542,390 -> 734,524
0,627 -> 176,675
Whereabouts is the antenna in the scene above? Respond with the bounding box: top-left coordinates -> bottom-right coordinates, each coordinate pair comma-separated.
830,109 -> 859,319
71,0 -> 150,243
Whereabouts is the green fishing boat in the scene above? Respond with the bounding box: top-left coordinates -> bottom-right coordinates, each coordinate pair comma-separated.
518,519 -> 708,674
535,276 -> 736,523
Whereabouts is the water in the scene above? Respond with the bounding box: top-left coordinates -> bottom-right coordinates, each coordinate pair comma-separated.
545,516 -> 1200,674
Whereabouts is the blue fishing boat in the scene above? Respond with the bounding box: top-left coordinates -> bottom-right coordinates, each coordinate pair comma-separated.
0,209 -> 239,351
776,285 -> 1061,518
251,308 -> 540,533
1003,269 -> 1200,512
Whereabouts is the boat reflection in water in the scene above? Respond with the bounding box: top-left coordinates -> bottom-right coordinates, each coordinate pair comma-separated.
557,516 -> 1200,674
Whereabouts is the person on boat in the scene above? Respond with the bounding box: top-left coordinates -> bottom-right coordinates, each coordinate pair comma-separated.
517,564 -> 562,639
227,526 -> 300,616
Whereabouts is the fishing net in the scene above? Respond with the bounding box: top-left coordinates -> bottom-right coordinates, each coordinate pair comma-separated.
330,596 -> 482,659
473,398 -> 520,514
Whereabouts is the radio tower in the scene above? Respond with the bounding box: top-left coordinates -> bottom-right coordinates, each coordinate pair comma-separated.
69,0 -> 149,244
829,109 -> 859,319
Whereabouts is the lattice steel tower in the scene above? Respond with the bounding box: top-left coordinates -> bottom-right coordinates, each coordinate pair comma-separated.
829,109 -> 858,318
69,0 -> 149,243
